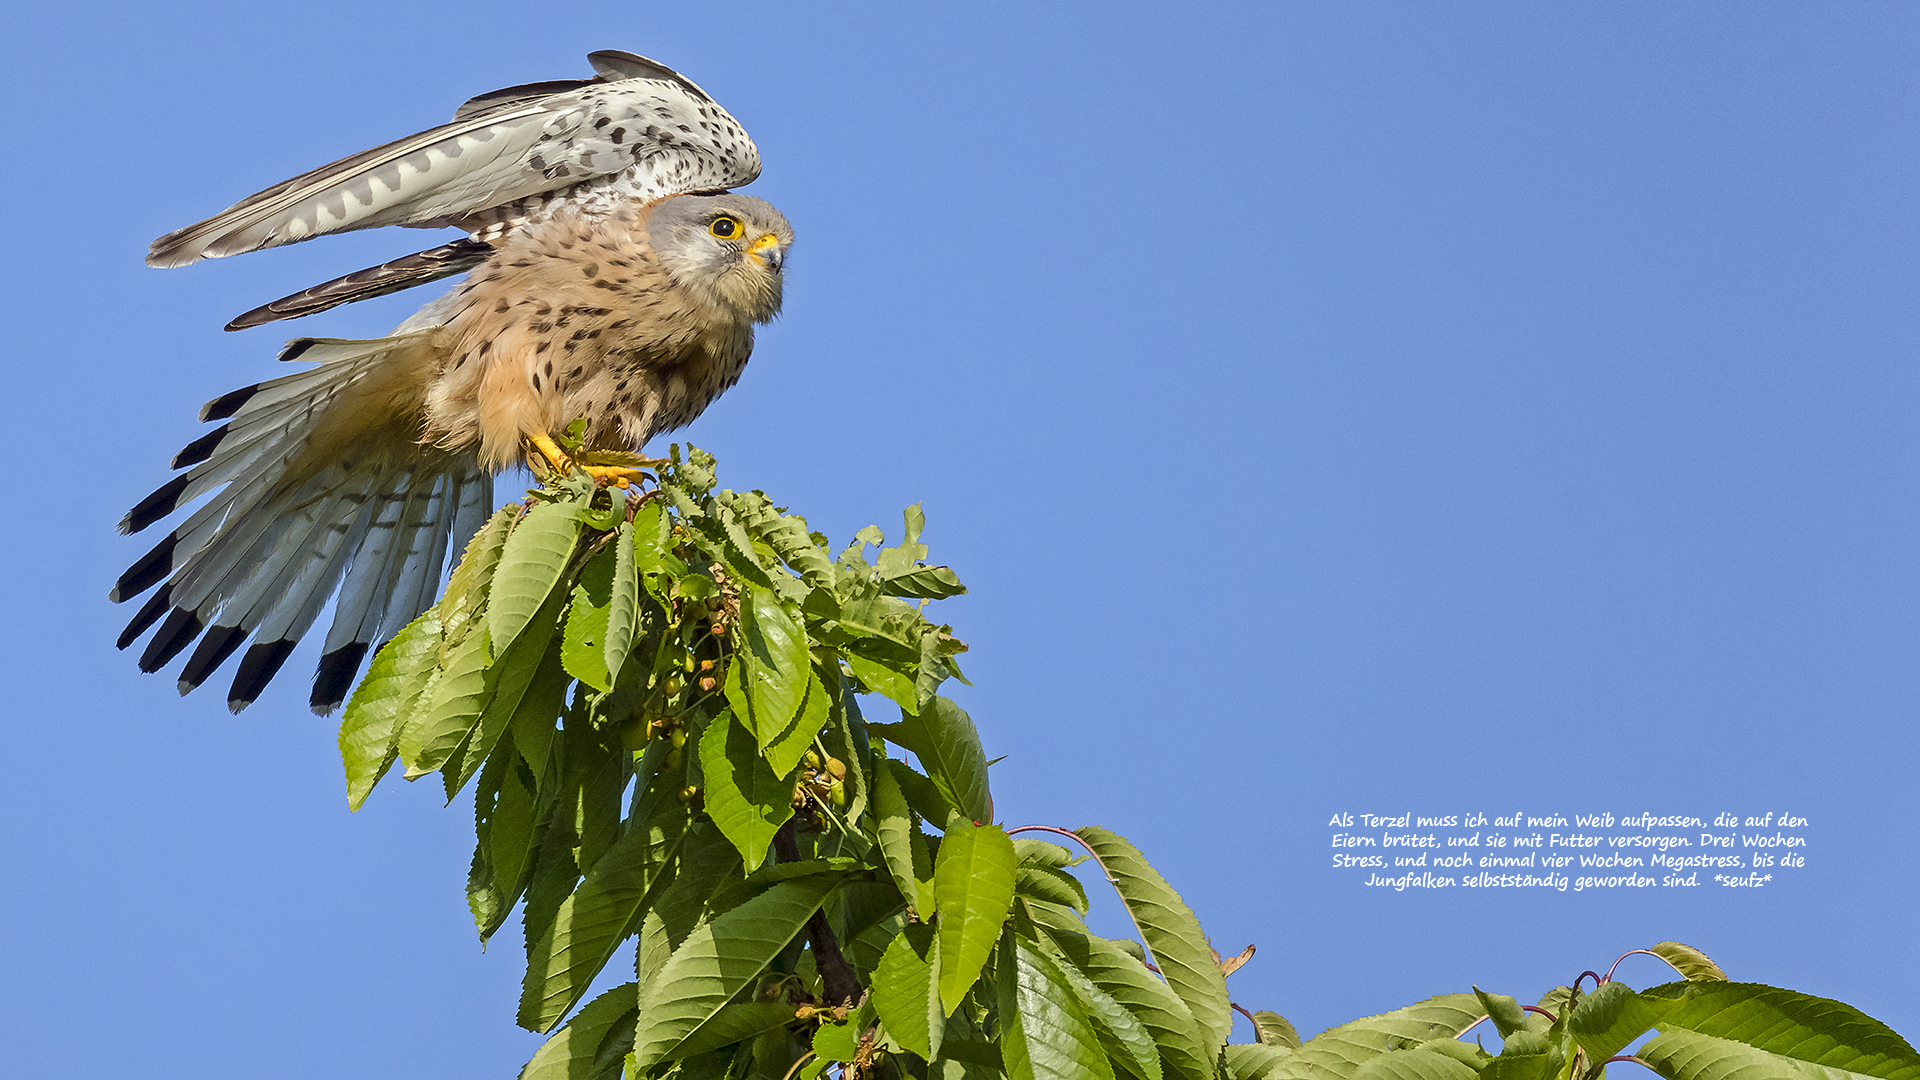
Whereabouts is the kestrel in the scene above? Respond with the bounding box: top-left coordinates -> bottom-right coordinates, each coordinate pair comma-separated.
112,51 -> 792,714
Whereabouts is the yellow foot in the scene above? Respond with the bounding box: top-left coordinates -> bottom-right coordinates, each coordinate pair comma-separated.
528,432 -> 574,476
528,432 -> 662,489
582,464 -> 649,489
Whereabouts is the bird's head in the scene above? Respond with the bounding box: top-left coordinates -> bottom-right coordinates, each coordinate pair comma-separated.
648,193 -> 793,323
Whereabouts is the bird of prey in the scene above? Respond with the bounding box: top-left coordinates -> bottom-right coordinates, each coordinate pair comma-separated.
112,50 -> 793,714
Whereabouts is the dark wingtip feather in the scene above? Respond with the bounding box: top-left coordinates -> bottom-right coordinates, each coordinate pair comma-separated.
117,585 -> 174,649
140,608 -> 205,673
230,639 -> 297,712
112,533 -> 180,602
277,339 -> 319,363
225,304 -> 283,332
229,241 -> 493,331
170,425 -> 230,469
200,384 -> 260,422
310,642 -> 370,714
179,624 -> 249,692
121,473 -> 193,535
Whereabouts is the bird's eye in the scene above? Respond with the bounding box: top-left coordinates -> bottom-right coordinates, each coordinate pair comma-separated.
708,216 -> 742,239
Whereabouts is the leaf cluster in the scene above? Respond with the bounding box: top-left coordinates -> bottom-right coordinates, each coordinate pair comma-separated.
333,449 -> 1920,1080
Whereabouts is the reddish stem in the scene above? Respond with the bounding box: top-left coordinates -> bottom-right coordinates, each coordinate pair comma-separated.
1606,950 -> 1662,983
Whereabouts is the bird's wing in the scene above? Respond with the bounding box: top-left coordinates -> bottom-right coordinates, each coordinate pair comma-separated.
223,239 -> 493,330
147,51 -> 761,268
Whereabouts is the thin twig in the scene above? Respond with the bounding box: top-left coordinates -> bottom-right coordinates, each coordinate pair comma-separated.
778,1052 -> 818,1080
1605,950 -> 1662,983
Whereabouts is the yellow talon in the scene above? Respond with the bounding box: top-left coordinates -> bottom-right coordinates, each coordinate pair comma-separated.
583,464 -> 647,488
528,432 -> 656,489
528,432 -> 574,475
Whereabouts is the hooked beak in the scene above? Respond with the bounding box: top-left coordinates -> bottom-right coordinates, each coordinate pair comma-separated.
746,233 -> 785,273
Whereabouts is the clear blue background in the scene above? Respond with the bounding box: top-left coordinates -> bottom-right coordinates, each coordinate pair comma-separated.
3,3 -> 1914,1076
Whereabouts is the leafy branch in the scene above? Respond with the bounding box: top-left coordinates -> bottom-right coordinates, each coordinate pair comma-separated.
335,448 -> 1920,1080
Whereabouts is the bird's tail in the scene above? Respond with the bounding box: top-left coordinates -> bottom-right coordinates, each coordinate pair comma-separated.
111,333 -> 493,714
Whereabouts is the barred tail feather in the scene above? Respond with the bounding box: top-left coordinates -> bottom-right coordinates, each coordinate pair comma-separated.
307,465 -> 488,711
112,332 -> 491,713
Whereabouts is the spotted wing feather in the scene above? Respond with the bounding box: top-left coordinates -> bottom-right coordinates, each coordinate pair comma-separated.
147,51 -> 760,268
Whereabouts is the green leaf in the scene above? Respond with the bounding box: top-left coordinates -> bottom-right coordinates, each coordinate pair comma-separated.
442,591 -> 568,798
1564,980 -> 1669,1064
876,505 -> 928,578
440,504 -> 517,664
819,677 -> 872,826
674,1002 -> 802,1060
510,696 -> 561,788
723,583 -> 810,747
998,930 -> 1116,1080
1267,994 -> 1482,1080
466,751 -> 513,938
1648,941 -> 1729,983
637,825 -> 742,993
1224,1045 -> 1292,1080
762,671 -> 832,782
934,821 -> 1017,1016
1252,1012 -> 1301,1050
843,649 -> 920,713
1072,828 -> 1230,1058
339,607 -> 440,810
605,521 -> 640,684
1473,987 -> 1528,1038
1039,926 -> 1215,1080
724,490 -> 836,590
871,696 -> 992,826
630,497 -> 670,570
880,564 -> 967,600
401,622 -> 493,777
887,761 -> 964,832
874,758 -> 937,918
631,872 -> 846,1070
518,981 -> 637,1080
1043,937 -> 1163,1080
1411,1040 -> 1490,1071
563,542 -> 619,691
1637,981 -> 1920,1080
1016,862 -> 1089,916
814,1018 -> 861,1063
520,840 -> 582,973
1020,895 -> 1094,936
517,799 -> 689,1032
1014,838 -> 1084,869
1477,1028 -> 1562,1080
472,748 -> 543,941
873,924 -> 942,1060
698,712 -> 796,873
1349,1047 -> 1479,1080
490,498 -> 583,659
915,630 -> 954,709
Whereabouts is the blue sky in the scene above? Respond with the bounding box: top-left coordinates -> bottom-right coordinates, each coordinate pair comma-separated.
3,3 -> 1915,1076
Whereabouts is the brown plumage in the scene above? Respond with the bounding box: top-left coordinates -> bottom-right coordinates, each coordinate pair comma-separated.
427,196 -> 788,469
113,53 -> 791,714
